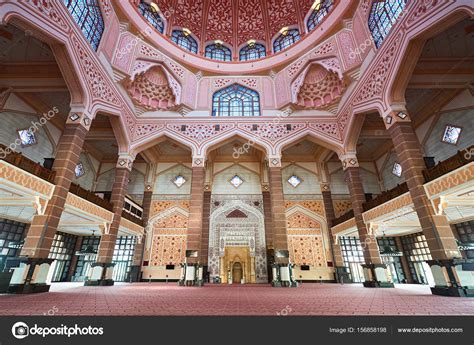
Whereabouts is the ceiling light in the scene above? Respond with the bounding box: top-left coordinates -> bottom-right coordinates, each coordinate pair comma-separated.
150,2 -> 159,12
182,28 -> 191,36
247,39 -> 256,47
215,40 -> 223,46
311,0 -> 322,10
279,27 -> 289,35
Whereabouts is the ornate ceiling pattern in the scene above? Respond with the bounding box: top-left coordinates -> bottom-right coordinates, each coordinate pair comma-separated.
149,0 -> 314,49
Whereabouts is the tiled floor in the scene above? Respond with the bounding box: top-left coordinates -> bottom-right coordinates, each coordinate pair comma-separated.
0,283 -> 473,316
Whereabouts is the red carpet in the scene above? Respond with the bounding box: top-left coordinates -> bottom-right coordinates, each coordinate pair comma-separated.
0,283 -> 473,316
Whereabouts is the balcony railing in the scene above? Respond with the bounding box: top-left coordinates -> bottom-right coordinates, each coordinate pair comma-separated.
0,144 -> 56,183
121,209 -> 144,227
332,209 -> 354,227
363,182 -> 408,212
69,182 -> 114,212
423,145 -> 473,182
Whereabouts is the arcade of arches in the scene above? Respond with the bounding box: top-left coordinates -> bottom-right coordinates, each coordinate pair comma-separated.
0,0 -> 473,313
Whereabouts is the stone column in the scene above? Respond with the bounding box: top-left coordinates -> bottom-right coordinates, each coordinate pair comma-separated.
130,187 -> 153,281
267,157 -> 295,287
321,183 -> 345,282
87,154 -> 133,286
267,161 -> 288,264
10,112 -> 91,293
200,190 -> 212,266
384,110 -> 460,259
180,157 -> 206,286
384,109 -> 470,296
340,154 -> 393,288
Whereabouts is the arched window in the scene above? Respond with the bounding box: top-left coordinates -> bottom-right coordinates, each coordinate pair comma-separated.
138,0 -> 165,34
273,28 -> 301,53
212,84 -> 261,117
205,43 -> 232,61
239,43 -> 266,61
171,29 -> 198,54
63,0 -> 104,51
368,0 -> 408,48
307,0 -> 334,32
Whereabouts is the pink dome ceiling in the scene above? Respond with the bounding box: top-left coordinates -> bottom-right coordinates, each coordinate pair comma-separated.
139,0 -> 322,48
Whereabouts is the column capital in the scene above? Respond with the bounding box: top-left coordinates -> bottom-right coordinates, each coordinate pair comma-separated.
192,155 -> 205,168
382,105 -> 411,130
267,155 -> 282,168
116,153 -> 135,171
320,183 -> 331,192
338,152 -> 359,170
66,111 -> 92,130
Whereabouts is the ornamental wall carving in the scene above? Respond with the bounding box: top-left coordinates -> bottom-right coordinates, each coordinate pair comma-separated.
0,162 -> 54,197
286,209 -> 326,267
65,193 -> 114,222
148,207 -> 189,266
149,200 -> 190,219
332,199 -> 352,218
208,196 -> 267,283
285,200 -> 325,218
362,192 -> 413,223
425,164 -> 474,198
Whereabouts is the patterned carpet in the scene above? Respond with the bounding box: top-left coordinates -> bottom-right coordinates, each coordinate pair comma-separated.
0,283 -> 473,316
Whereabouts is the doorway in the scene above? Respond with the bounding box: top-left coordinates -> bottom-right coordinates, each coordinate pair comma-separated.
232,262 -> 243,283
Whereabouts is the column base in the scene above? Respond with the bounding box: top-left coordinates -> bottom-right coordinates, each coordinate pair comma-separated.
271,264 -> 299,288
427,259 -> 474,297
84,262 -> 115,287
430,286 -> 474,297
361,263 -> 394,288
84,279 -> 114,286
8,283 -> 51,294
7,258 -> 54,294
178,263 -> 204,287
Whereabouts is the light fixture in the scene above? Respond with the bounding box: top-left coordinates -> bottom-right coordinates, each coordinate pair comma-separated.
247,39 -> 256,47
379,232 -> 402,257
149,2 -> 159,12
75,230 -> 98,257
311,0 -> 322,10
279,27 -> 289,35
182,28 -> 191,36
214,39 -> 223,46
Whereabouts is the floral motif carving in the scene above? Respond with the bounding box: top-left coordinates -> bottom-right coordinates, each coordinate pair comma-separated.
285,200 -> 325,217
239,123 -> 306,142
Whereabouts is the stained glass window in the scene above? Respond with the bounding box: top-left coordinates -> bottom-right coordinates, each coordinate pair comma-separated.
171,30 -> 198,54
442,125 -> 462,145
138,0 -> 165,34
392,162 -> 402,177
17,129 -> 36,147
307,0 -> 334,31
173,175 -> 187,188
273,28 -> 301,53
230,175 -> 244,188
368,0 -> 408,48
239,43 -> 266,61
212,84 -> 261,117
287,175 -> 302,188
75,163 -> 85,178
63,0 -> 105,51
205,43 -> 232,61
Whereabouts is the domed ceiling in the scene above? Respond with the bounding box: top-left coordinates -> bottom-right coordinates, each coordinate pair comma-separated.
139,0 -> 329,49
